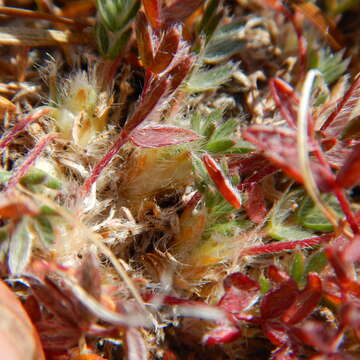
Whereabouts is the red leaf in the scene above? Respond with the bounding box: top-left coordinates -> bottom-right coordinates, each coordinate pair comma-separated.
262,321 -> 289,346
143,0 -> 162,30
270,78 -> 299,129
244,183 -> 267,224
241,235 -> 331,256
162,0 -> 205,25
130,125 -> 201,148
202,154 -> 241,209
243,126 -> 334,192
281,273 -> 322,325
261,280 -> 299,319
150,26 -> 180,74
268,265 -> 291,284
135,11 -> 155,68
203,325 -> 241,345
125,327 -> 148,360
336,143 -> 360,189
291,321 -> 341,354
321,75 -> 360,138
219,273 -> 260,313
0,279 -> 46,360
167,56 -> 195,92
0,108 -> 50,151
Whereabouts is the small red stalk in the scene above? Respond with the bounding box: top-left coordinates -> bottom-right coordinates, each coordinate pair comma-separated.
6,133 -> 58,190
0,108 -> 50,151
241,234 -> 332,256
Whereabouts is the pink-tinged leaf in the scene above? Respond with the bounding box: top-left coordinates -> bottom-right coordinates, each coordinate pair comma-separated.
135,11 -> 155,68
241,235 -> 331,256
167,56 -> 194,92
244,183 -> 267,224
7,133 -> 58,190
271,345 -> 298,360
130,125 -> 201,148
281,273 -> 322,325
162,0 -> 205,25
203,325 -> 241,345
82,77 -> 170,195
0,108 -> 50,151
336,143 -> 360,189
143,0 -> 162,30
150,26 -> 180,74
291,321 -> 342,354
202,154 -> 241,209
243,126 -> 334,192
219,273 -> 260,313
261,280 -> 299,319
324,140 -> 351,169
125,327 -> 148,360
321,74 -> 360,138
262,321 -> 289,346
268,265 -> 291,284
0,279 -> 46,360
326,242 -> 355,284
270,78 -> 299,129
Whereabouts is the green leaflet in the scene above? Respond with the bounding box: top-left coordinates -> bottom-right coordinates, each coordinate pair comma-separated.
33,215 -> 55,247
8,217 -> 32,275
298,195 -> 343,232
185,63 -> 235,92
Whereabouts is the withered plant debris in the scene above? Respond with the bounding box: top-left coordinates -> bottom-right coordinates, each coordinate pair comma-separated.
1,0 -> 360,359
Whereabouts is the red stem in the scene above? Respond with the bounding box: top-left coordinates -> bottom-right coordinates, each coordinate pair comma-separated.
6,133 -> 58,190
333,187 -> 359,235
0,108 -> 50,150
241,234 -> 332,256
81,130 -> 128,195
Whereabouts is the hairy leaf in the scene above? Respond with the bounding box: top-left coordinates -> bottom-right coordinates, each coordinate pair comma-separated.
130,125 -> 201,148
9,217 -> 33,274
186,63 -> 235,92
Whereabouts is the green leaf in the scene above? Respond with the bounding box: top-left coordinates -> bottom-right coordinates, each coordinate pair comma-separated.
268,224 -> 314,242
203,39 -> 245,64
290,251 -> 305,285
39,205 -> 58,216
210,118 -> 238,141
33,215 -> 55,247
205,139 -> 235,153
259,274 -> 271,294
305,250 -> 328,275
298,195 -> 343,232
96,22 -> 109,55
309,48 -> 349,85
0,169 -> 11,184
190,112 -> 202,134
8,217 -> 32,275
212,21 -> 245,41
222,141 -> 254,154
20,168 -> 61,190
108,28 -> 132,59
185,63 -> 235,92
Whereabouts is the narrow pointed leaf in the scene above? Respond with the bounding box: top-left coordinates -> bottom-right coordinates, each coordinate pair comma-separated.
203,326 -> 241,345
9,217 -> 33,274
336,142 -> 360,188
186,63 -> 235,92
150,26 -> 180,73
143,0 -> 162,30
129,125 -> 201,148
321,74 -> 360,137
135,11 -> 154,68
270,78 -> 299,128
163,0 -> 204,25
202,154 -> 241,209
33,215 -> 55,247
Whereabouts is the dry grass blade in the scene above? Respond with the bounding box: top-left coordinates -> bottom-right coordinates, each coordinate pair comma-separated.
0,6 -> 90,29
0,27 -> 91,46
